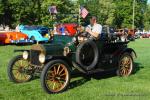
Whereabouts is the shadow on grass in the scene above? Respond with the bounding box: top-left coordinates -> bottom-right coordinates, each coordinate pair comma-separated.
69,62 -> 143,89
132,62 -> 144,74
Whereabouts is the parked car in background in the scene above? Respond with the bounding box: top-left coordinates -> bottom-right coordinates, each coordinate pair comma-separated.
19,25 -> 50,43
63,23 -> 77,36
135,31 -> 141,39
0,32 -> 31,44
53,23 -> 77,36
142,32 -> 150,38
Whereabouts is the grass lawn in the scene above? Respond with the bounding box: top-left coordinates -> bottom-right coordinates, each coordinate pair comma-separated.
0,39 -> 150,100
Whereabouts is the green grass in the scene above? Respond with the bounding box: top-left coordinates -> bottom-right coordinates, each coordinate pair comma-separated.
0,39 -> 150,100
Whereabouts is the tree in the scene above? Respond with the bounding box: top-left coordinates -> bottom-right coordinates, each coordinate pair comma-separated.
78,0 -> 116,26
114,0 -> 147,29
144,4 -> 150,30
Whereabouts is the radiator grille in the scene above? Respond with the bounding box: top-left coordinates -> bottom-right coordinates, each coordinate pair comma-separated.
30,50 -> 42,66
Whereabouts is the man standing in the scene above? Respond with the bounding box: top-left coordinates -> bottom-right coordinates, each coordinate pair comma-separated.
85,16 -> 102,39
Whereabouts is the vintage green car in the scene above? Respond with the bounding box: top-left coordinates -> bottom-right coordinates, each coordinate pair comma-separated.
7,27 -> 136,94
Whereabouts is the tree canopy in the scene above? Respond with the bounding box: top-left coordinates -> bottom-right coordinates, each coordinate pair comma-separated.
0,0 -> 149,30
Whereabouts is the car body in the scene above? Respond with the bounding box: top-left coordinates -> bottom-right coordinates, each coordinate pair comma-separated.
8,26 -> 136,94
19,25 -> 50,42
63,23 -> 77,36
142,32 -> 150,38
0,31 -> 31,44
54,23 -> 77,36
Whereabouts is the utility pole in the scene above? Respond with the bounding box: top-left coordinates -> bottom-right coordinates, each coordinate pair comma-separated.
132,0 -> 136,29
78,5 -> 81,25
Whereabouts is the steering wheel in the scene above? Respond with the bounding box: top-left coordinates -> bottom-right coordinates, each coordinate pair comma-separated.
74,31 -> 97,45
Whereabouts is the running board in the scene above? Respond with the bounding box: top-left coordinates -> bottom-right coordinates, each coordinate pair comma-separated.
72,62 -> 105,74
86,68 -> 105,75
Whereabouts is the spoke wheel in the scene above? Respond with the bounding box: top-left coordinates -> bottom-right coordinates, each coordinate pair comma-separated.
8,55 -> 32,83
117,53 -> 133,77
41,60 -> 70,94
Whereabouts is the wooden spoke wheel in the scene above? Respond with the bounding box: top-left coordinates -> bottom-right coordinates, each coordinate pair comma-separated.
7,55 -> 32,83
117,53 -> 133,77
41,60 -> 70,94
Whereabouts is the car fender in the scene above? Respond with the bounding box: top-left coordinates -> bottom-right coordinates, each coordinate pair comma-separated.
45,55 -> 72,66
21,30 -> 42,40
120,48 -> 137,59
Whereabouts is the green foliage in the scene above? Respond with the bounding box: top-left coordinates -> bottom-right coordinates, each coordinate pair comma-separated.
84,0 -> 116,25
114,0 -> 147,29
0,0 -> 149,29
144,4 -> 150,30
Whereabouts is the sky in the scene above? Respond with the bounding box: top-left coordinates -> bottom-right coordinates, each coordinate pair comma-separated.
148,0 -> 150,3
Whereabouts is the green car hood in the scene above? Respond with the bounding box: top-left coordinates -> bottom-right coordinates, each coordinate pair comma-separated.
31,35 -> 73,56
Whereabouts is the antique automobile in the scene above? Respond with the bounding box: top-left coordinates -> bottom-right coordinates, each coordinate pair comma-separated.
19,25 -> 50,43
7,26 -> 136,94
0,31 -> 32,44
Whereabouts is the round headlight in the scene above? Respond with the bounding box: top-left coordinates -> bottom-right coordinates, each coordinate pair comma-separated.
39,53 -> 45,63
23,51 -> 28,60
64,47 -> 70,56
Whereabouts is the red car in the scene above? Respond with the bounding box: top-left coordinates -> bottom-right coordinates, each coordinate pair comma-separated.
0,31 -> 31,44
142,33 -> 150,38
55,23 -> 77,36
63,23 -> 77,36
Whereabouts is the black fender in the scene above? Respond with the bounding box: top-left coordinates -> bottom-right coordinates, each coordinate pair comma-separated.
45,55 -> 73,67
119,48 -> 137,59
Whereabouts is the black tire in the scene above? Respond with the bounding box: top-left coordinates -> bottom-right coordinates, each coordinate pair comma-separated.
116,53 -> 134,77
76,40 -> 99,70
7,55 -> 32,83
41,60 -> 71,94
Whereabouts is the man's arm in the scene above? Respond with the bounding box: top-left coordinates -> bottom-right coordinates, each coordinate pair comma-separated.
86,25 -> 102,38
87,30 -> 99,38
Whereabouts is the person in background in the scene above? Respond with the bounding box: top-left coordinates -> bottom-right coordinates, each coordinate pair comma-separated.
53,23 -> 58,35
15,24 -> 20,32
59,24 -> 66,35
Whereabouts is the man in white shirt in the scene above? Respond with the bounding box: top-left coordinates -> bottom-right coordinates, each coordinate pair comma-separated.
85,16 -> 102,39
78,16 -> 102,42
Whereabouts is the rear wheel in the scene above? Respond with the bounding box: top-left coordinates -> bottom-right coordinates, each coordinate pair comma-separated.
41,60 -> 71,94
7,55 -> 33,83
117,53 -> 133,77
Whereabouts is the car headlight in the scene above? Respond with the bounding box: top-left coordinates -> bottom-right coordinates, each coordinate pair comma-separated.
23,51 -> 28,60
64,47 -> 70,56
39,53 -> 45,63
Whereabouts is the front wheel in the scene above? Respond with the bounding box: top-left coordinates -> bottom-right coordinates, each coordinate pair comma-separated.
41,60 -> 71,94
7,55 -> 33,83
117,53 -> 134,77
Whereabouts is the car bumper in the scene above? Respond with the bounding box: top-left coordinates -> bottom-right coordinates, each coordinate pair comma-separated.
11,39 -> 34,44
